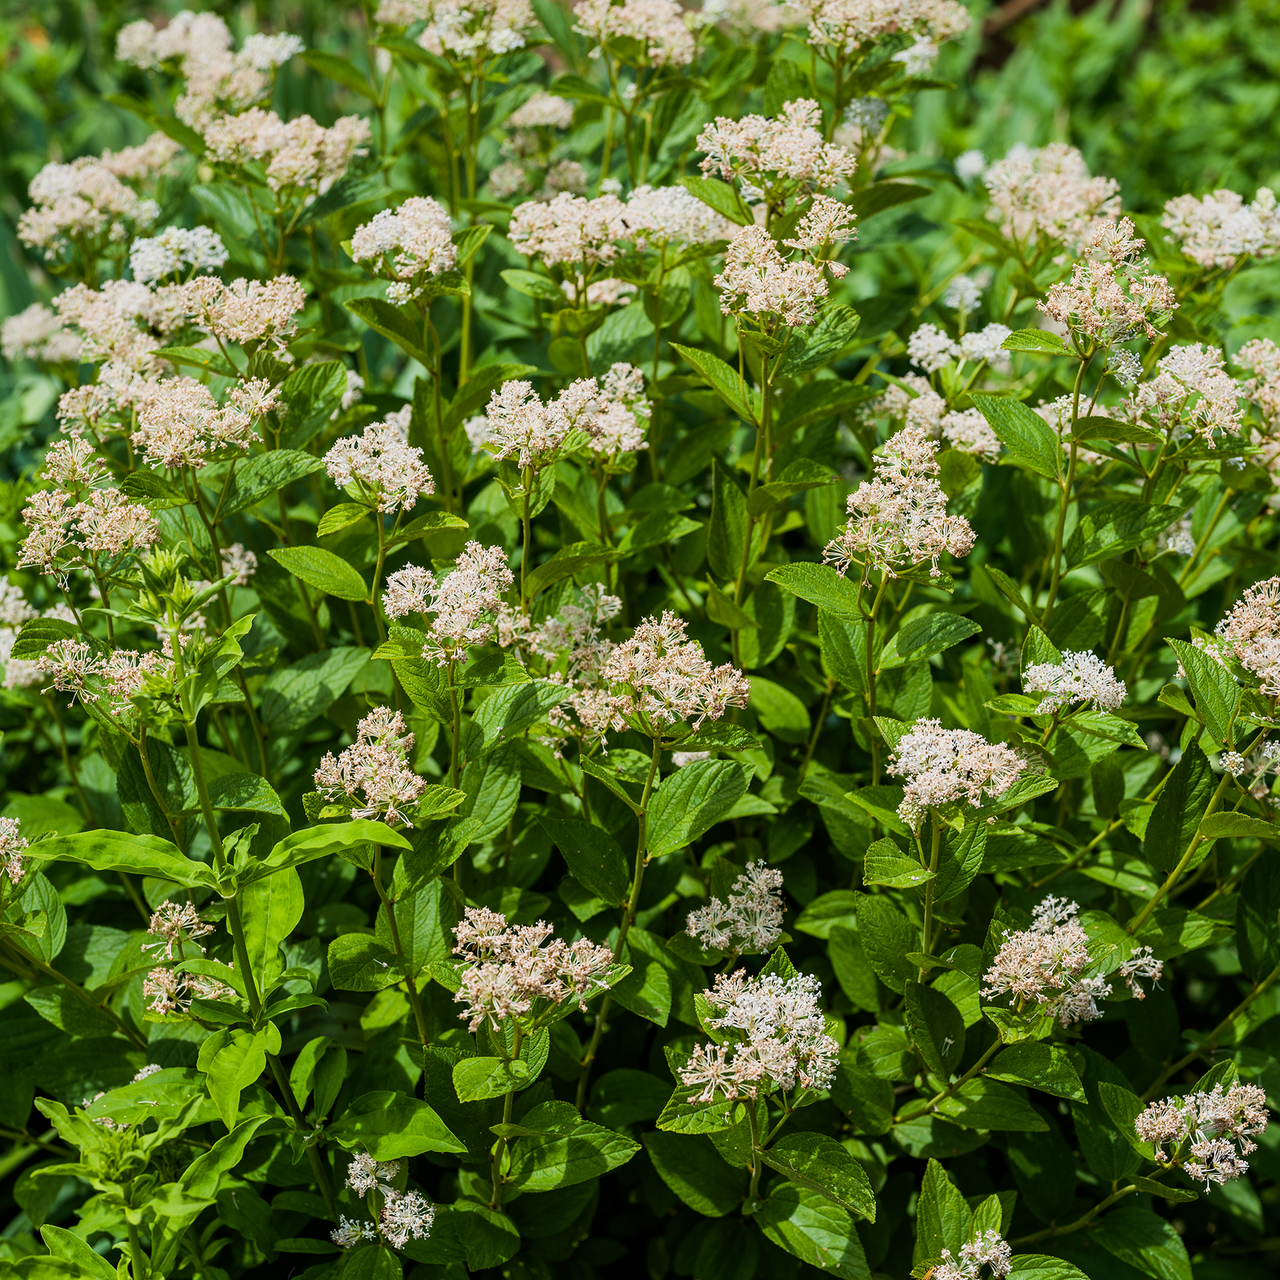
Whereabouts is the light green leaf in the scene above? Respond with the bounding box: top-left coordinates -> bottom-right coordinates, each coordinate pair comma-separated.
267,546 -> 368,602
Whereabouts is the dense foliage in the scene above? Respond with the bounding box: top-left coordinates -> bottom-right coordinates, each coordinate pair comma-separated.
2,2 -> 1280,1279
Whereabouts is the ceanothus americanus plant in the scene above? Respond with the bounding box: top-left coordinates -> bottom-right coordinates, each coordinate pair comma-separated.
1,1 -> 1279,1278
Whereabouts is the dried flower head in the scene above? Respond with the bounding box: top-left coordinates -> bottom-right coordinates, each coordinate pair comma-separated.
1023,650 -> 1127,713
824,425 -> 976,580
686,862 -> 785,954
680,969 -> 838,1103
452,905 -> 616,1031
888,717 -> 1025,827
313,707 -> 427,827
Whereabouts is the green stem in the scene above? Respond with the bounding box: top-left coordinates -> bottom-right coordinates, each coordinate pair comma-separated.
490,1026 -> 523,1209
896,1036 -> 1002,1124
1041,353 -> 1091,624
576,736 -> 663,1109
919,814 -> 942,977
865,574 -> 889,785
128,1220 -> 148,1279
371,845 -> 430,1046
745,1102 -> 763,1206
1010,1184 -> 1141,1248
520,469 -> 534,613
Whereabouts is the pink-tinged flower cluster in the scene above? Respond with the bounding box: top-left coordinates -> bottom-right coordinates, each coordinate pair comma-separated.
798,0 -> 969,58
983,143 -> 1121,251
1023,650 -> 1127,713
509,91 -> 575,131
1135,1083 -> 1269,1187
325,417 -> 435,513
1040,218 -> 1177,347
384,542 -> 514,665
1123,343 -> 1243,445
179,274 -> 306,349
202,109 -> 370,198
0,817 -> 30,886
783,194 -> 859,252
679,970 -> 838,1103
451,906 -> 616,1031
697,99 -> 857,197
143,966 -> 236,1015
686,862 -> 785,955
486,366 -> 649,468
508,191 -> 629,272
623,185 -> 734,250
17,155 -> 162,262
332,1153 -> 435,1250
313,708 -> 427,828
888,717 -> 1025,827
982,896 -> 1162,1026
143,900 -> 214,960
1,304 -> 83,365
1209,575 -> 1280,696
350,198 -> 458,304
1162,188 -> 1280,270
34,637 -> 172,711
882,376 -> 1002,461
117,13 -> 304,128
378,0 -> 536,62
824,425 -> 976,581
1237,337 -> 1280,430
20,485 -> 160,577
52,280 -> 182,374
568,610 -> 749,740
573,0 -> 696,67
934,1230 -> 1013,1280
132,377 -> 279,469
714,224 -> 834,327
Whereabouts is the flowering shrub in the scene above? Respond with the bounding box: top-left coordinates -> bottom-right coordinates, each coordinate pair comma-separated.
2,2 -> 1280,1279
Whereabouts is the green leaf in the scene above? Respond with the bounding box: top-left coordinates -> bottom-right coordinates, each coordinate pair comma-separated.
198,1027 -> 269,1129
1073,415 -> 1161,444
260,646 -> 371,732
268,546 -> 368,602
708,459 -> 749,583
10,616 -> 77,661
971,393 -> 1060,480
452,1056 -> 531,1102
765,561 -> 864,619
1001,329 -> 1068,354
39,1225 -> 118,1280
1237,855 -> 1280,981
677,176 -> 754,227
915,1158 -> 971,1268
152,345 -> 238,378
451,1202 -> 520,1271
329,1090 -> 466,1158
539,817 -> 630,904
642,1132 -> 745,1215
935,1078 -> 1049,1131
249,818 -> 410,883
904,981 -> 965,1077
779,306 -> 861,377
345,296 -> 432,366
756,1182 -> 870,1280
647,760 -> 749,855
508,1101 -> 640,1192
1097,1082 -> 1155,1158
1143,745 -> 1214,874
500,268 -> 564,301
1087,1206 -> 1192,1280
26,831 -> 216,889
1167,638 -> 1240,748
301,49 -> 377,100
327,933 -> 406,991
317,503 -> 369,536
879,613 -> 982,669
525,541 -> 622,598
611,927 -> 671,1026
863,837 -> 933,888
853,893 -> 915,993
672,343 -> 755,422
1065,500 -> 1185,568
759,1132 -> 876,1221
217,450 -> 323,519
1007,1258 -> 1090,1279
472,680 -> 570,750
240,866 -> 304,985
987,1043 -> 1086,1102
849,183 -> 932,218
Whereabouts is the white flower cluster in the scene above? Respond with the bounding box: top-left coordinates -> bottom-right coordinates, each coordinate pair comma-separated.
509,191 -> 629,273
325,416 -> 435,513
934,1230 -> 1013,1280
202,109 -> 371,199
377,0 -> 536,62
313,708 -> 427,828
714,224 -> 836,328
573,0 -> 697,68
983,142 -> 1121,252
350,198 -> 458,303
1122,343 -> 1243,446
132,377 -> 281,469
982,896 -> 1161,1027
1,304 -> 82,365
680,970 -> 839,1103
0,816 -> 30,885
824,424 -> 977,580
117,12 -> 303,127
1135,1083 -> 1269,1187
799,0 -> 969,59
129,227 -> 228,284
332,1152 -> 435,1249
384,542 -> 515,665
906,322 -> 1012,373
1040,218 -> 1177,347
509,92 -> 576,131
888,717 -> 1024,827
686,862 -> 786,955
1022,650 -> 1127,714
143,966 -> 236,1015
1162,188 -> 1280,270
697,99 -> 857,198
696,0 -> 801,34
452,906 -> 616,1031
1206,575 -> 1280,697
143,901 -> 214,960
623,185 -> 734,250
